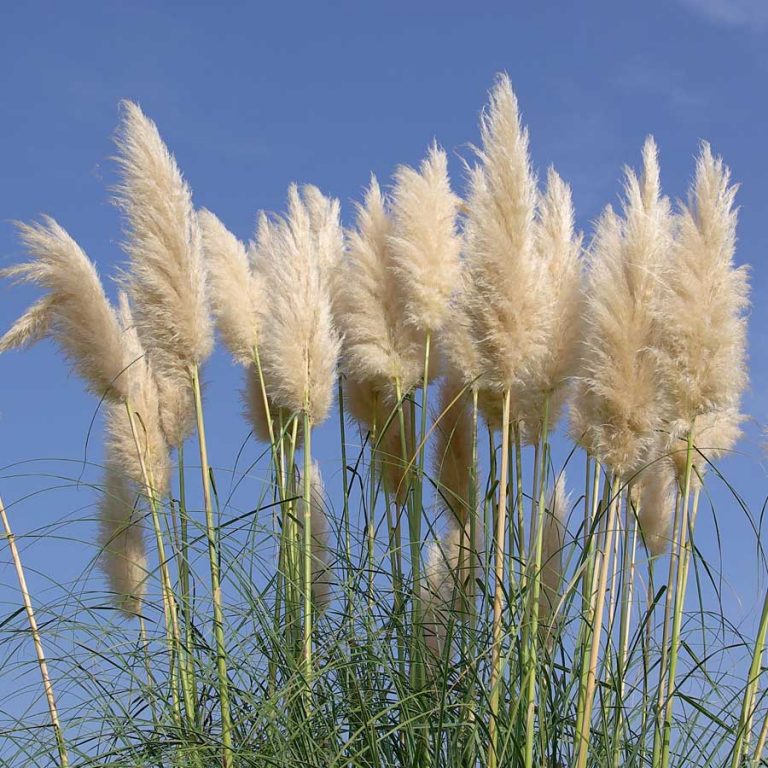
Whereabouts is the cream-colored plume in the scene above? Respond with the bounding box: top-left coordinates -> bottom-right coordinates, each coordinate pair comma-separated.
519,169 -> 584,443
666,406 -> 744,488
0,295 -> 54,353
634,463 -> 676,557
199,209 -> 266,366
258,185 -> 342,424
433,375 -> 474,526
462,74 -> 546,394
115,101 -> 213,445
105,294 -> 171,498
422,516 -> 482,659
98,461 -> 148,617
388,144 -> 462,333
1,218 -> 127,400
334,176 -> 426,395
297,461 -> 333,611
656,144 -> 749,451
570,138 -> 672,477
538,474 -> 569,634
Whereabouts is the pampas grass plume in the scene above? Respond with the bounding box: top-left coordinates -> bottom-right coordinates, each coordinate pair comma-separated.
539,474 -> 568,632
115,101 -> 212,444
199,209 -> 265,366
389,144 -> 462,333
462,74 -> 546,392
2,218 -> 127,401
519,168 -> 583,442
334,176 -> 425,394
298,461 -> 333,610
98,462 -> 147,617
258,185 -> 341,423
636,464 -> 676,557
656,144 -> 749,467
570,138 -> 671,477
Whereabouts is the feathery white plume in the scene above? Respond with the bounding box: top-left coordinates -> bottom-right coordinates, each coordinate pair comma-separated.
634,464 -> 676,557
98,461 -> 147,617
0,295 -> 54,353
297,461 -> 333,610
433,375 -> 474,525
199,209 -> 266,366
657,145 -> 748,429
334,176 -> 426,395
257,185 -> 342,423
462,74 -> 545,393
106,293 -> 171,497
570,138 -> 672,477
115,101 -> 213,444
539,474 -> 569,633
1,218 -> 127,400
667,406 -> 744,487
422,517 -> 481,659
519,169 -> 584,443
388,144 -> 462,333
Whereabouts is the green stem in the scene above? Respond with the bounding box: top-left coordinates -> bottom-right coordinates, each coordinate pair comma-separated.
523,396 -> 550,768
660,430 -> 696,768
488,387 -> 511,768
0,496 -> 69,768
733,580 -> 768,768
302,408 -> 313,705
575,474 -> 619,768
191,366 -> 233,768
124,401 -> 182,731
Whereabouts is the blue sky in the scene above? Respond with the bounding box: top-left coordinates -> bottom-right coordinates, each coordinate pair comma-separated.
0,0 -> 767,741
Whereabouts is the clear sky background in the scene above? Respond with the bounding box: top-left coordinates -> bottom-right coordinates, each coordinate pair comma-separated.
0,0 -> 767,744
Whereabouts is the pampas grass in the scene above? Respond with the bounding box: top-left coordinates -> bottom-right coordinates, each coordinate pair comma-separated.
1,218 -> 127,400
520,169 -> 583,443
97,462 -> 147,617
298,461 -> 333,611
0,294 -> 54,353
657,144 -> 749,433
571,138 -> 672,478
115,101 -> 213,445
462,74 -> 544,395
199,209 -> 265,366
538,474 -> 568,633
636,464 -> 676,557
389,144 -> 462,334
1,75 -> 762,768
334,176 -> 425,395
258,184 -> 341,424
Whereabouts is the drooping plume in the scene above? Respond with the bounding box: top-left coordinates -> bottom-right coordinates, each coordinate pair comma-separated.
115,101 -> 213,445
462,74 -> 546,394
422,517 -> 481,659
518,169 -> 584,443
199,209 -> 266,366
333,176 -> 425,395
105,294 -> 171,497
633,459 -> 677,556
258,185 -> 342,424
388,144 -> 462,334
433,375 -> 475,526
297,462 -> 333,611
570,138 -> 672,477
539,474 -> 569,634
0,295 -> 54,353
1,218 -> 126,400
98,461 -> 147,617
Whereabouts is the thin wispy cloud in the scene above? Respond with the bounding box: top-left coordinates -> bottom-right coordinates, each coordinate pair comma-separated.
614,58 -> 706,118
679,0 -> 768,28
